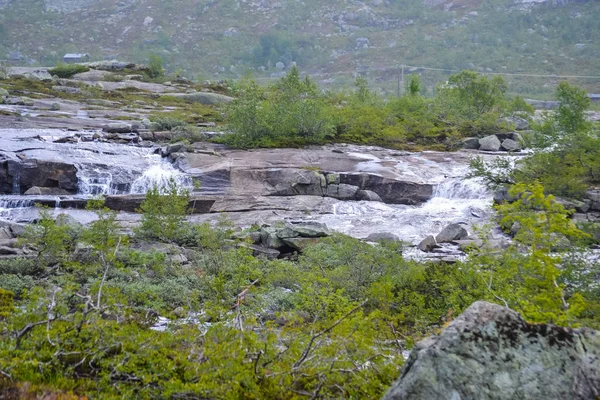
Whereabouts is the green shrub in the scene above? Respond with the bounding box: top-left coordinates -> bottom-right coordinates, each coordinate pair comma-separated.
49,63 -> 90,78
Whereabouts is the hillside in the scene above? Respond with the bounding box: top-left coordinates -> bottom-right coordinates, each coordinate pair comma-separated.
1,0 -> 599,95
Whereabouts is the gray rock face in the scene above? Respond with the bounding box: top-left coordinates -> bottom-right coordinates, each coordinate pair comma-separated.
435,223 -> 468,243
417,235 -> 438,252
501,138 -> 521,152
478,135 -> 502,152
384,301 -> 600,400
460,137 -> 480,149
103,123 -> 133,134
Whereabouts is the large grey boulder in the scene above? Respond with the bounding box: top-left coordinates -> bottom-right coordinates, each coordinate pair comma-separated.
384,301 -> 600,400
501,139 -> 521,152
417,235 -> 438,252
460,137 -> 480,150
435,223 -> 468,243
478,135 -> 502,152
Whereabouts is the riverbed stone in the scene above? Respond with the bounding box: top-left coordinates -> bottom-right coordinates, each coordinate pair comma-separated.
356,190 -> 382,202
461,137 -> 480,149
501,139 -> 521,152
478,135 -> 502,152
417,235 -> 438,252
435,223 -> 468,243
383,301 -> 600,400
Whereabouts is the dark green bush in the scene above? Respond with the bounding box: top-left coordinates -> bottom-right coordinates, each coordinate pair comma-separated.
49,63 -> 90,78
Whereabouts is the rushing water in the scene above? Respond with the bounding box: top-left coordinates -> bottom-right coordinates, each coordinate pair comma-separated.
0,129 -> 496,247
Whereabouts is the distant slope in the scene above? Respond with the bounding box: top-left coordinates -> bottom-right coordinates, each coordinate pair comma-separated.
1,0 -> 598,96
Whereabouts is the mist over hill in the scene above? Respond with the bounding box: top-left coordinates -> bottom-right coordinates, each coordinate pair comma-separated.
1,0 -> 598,95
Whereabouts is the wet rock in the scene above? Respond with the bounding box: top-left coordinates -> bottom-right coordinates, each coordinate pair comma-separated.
435,223 -> 468,243
384,301 -> 600,400
356,190 -> 382,202
326,183 -> 359,200
0,159 -> 79,194
461,137 -> 480,149
417,235 -> 438,252
24,186 -> 71,196
501,139 -> 521,152
478,135 -> 502,152
366,232 -> 400,243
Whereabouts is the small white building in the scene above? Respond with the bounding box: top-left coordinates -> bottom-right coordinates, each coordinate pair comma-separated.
63,53 -> 89,64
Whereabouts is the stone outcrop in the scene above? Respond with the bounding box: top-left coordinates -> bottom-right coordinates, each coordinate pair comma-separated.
0,157 -> 78,194
435,223 -> 468,243
384,301 -> 600,400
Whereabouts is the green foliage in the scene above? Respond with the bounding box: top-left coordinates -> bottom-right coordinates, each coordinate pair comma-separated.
148,54 -> 165,78
137,179 -> 190,242
467,156 -> 515,190
439,70 -> 508,120
0,288 -> 14,318
48,63 -> 89,78
555,81 -> 591,134
407,74 -> 422,96
508,95 -> 534,115
224,67 -> 334,147
467,183 -> 590,325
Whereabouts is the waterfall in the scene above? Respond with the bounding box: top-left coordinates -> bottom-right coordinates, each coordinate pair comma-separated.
433,177 -> 489,200
129,163 -> 193,194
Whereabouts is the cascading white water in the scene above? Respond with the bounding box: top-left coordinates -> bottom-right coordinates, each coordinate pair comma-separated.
129,162 -> 193,194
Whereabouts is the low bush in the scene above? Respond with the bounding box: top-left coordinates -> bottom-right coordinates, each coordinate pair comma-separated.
48,63 -> 90,78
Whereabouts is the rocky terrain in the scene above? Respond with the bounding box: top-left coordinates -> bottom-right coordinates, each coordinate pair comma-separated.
384,301 -> 600,400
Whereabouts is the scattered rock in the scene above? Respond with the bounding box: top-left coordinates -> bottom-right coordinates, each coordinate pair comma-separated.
384,301 -> 600,400
3,96 -> 35,106
478,135 -> 502,152
356,190 -> 382,202
417,235 -> 438,252
24,186 -> 71,196
461,137 -> 480,149
435,223 -> 468,243
501,139 -> 521,152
